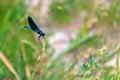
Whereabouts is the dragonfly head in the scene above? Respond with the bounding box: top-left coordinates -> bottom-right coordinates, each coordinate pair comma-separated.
40,33 -> 45,37
37,31 -> 45,37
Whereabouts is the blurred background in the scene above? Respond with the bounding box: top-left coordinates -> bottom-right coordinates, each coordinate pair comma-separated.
0,0 -> 120,80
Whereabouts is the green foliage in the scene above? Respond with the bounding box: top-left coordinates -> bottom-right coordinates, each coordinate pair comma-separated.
96,0 -> 120,26
50,0 -> 93,25
0,0 -> 26,79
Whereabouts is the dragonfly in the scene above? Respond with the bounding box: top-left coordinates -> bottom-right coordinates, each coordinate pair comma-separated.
24,16 -> 45,39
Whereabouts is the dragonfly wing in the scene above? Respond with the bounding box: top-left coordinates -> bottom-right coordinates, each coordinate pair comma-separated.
28,17 -> 39,30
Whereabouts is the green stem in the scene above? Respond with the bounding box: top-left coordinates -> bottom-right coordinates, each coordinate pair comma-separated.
47,35 -> 95,70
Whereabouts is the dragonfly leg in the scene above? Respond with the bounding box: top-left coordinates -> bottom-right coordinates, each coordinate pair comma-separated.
37,35 -> 42,40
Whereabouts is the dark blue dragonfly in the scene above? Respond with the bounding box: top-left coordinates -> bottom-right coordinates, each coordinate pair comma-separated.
24,16 -> 45,39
